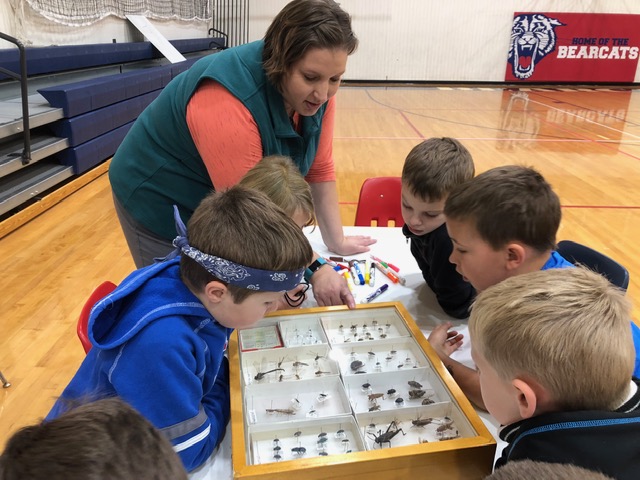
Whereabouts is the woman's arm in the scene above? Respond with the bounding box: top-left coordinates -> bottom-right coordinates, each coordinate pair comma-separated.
310,181 -> 376,255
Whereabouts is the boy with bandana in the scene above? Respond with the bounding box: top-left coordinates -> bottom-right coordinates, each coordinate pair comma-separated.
46,186 -> 313,472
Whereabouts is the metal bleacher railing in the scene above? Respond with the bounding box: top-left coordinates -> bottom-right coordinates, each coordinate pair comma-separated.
0,32 -> 31,167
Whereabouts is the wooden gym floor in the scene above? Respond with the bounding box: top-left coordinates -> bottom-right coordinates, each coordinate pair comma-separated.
2,85 -> 640,446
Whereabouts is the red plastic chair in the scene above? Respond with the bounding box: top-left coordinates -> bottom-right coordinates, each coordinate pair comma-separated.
354,177 -> 403,227
77,281 -> 117,354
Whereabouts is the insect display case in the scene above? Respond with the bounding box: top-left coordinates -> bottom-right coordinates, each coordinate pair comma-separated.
229,302 -> 496,479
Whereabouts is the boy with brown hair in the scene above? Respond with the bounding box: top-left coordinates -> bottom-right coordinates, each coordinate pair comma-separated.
401,137 -> 475,319
46,185 -> 313,472
1,398 -> 187,480
470,268 -> 640,480
429,165 -> 640,407
428,165 -> 573,407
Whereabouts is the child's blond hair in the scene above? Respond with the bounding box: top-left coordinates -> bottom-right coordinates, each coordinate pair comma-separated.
470,267 -> 634,411
239,155 -> 315,228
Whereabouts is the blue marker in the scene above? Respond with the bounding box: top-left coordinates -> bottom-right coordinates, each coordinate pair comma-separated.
362,284 -> 389,303
352,261 -> 365,285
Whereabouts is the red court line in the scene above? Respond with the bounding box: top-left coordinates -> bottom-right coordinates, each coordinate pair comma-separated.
398,111 -> 425,139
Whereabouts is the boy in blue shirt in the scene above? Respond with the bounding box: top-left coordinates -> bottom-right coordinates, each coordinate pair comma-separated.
401,137 -> 476,319
47,186 -> 313,471
429,165 -> 597,407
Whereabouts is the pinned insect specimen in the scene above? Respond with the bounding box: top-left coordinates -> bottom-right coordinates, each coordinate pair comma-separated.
318,432 -> 327,438
265,407 -> 296,416
361,382 -> 372,390
254,368 -> 285,381
315,370 -> 331,376
422,397 -> 435,405
291,446 -> 307,456
317,436 -> 328,444
386,388 -> 397,397
408,389 -> 426,399
335,428 -> 346,439
408,380 -> 423,389
294,430 -> 302,437
273,453 -> 282,461
350,360 -> 365,372
317,392 -> 330,402
368,404 -> 381,412
318,451 -> 329,456
292,361 -> 309,368
367,351 -> 376,359
411,415 -> 433,428
273,437 -> 280,447
369,420 -> 406,448
394,397 -> 404,406
368,393 -> 384,403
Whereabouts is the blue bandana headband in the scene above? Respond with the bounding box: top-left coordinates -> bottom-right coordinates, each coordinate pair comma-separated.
169,206 -> 304,292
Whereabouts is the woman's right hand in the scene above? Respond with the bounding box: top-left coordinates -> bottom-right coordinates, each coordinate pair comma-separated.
328,235 -> 377,256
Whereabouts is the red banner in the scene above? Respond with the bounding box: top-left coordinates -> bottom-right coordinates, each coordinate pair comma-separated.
505,13 -> 640,82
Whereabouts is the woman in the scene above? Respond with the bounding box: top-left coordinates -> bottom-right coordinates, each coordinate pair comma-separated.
109,0 -> 375,275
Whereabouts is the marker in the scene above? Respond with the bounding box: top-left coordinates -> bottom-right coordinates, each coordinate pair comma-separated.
364,259 -> 370,285
349,261 -> 361,285
370,255 -> 400,273
369,262 -> 376,286
342,270 -> 356,291
350,260 -> 365,285
375,262 -> 399,284
362,284 -> 389,303
330,256 -> 346,262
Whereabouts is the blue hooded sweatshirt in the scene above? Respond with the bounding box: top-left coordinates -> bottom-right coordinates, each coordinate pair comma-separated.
47,258 -> 233,471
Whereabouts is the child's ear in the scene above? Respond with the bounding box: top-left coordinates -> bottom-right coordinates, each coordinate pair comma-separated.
512,378 -> 538,419
204,281 -> 228,304
505,243 -> 526,270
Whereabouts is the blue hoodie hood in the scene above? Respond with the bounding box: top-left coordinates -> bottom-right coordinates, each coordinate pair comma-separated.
89,258 -> 211,349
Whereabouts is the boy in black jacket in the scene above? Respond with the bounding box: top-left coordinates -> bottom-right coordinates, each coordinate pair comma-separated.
401,137 -> 475,319
469,267 -> 640,480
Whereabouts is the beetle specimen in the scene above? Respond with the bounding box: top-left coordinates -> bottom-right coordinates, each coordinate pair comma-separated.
292,361 -> 308,368
318,451 -> 329,456
335,428 -> 346,439
291,446 -> 307,456
386,388 -> 397,397
369,420 -> 406,448
408,380 -> 423,389
350,360 -> 365,372
315,370 -> 331,376
273,453 -> 282,461
394,397 -> 404,406
254,368 -> 285,381
368,404 -> 381,412
294,430 -> 302,437
408,389 -> 426,399
422,397 -> 435,405
361,382 -> 372,390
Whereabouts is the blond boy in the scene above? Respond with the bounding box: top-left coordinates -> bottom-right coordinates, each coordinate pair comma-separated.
470,268 -> 639,479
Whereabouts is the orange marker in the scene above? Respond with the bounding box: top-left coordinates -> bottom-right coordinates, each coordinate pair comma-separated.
374,262 -> 399,284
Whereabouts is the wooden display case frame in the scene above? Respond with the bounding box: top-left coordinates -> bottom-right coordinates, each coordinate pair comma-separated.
229,302 -> 495,480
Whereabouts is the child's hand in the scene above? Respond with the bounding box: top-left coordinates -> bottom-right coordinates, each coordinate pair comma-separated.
428,322 -> 464,360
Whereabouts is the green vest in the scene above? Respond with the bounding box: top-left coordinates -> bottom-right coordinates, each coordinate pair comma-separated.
109,40 -> 326,240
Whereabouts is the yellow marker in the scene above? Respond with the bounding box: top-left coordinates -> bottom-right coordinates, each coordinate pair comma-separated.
364,259 -> 370,285
342,270 -> 355,292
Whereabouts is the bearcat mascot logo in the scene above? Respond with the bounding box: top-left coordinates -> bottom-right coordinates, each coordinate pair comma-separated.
508,14 -> 564,79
